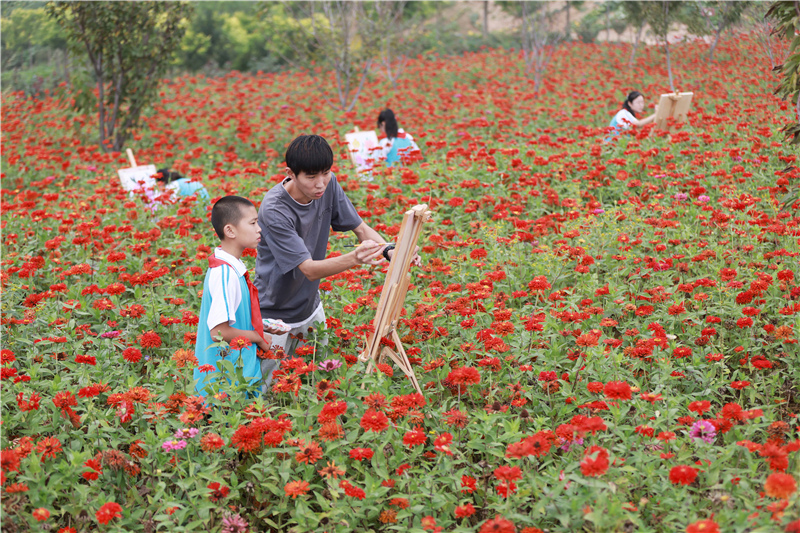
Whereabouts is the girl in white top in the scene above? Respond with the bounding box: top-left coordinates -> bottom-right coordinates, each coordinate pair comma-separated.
607,91 -> 657,139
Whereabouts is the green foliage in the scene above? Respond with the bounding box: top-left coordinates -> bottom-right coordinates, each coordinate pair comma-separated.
47,1 -> 191,152
1,7 -> 65,69
766,1 -> 800,144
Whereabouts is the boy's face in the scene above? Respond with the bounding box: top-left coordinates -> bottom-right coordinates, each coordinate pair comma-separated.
229,205 -> 261,248
286,168 -> 332,204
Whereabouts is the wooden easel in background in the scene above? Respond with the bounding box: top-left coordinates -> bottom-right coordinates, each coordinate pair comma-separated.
359,204 -> 431,396
655,91 -> 693,132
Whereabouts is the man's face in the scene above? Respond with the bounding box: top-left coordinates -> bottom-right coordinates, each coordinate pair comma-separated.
287,168 -> 332,203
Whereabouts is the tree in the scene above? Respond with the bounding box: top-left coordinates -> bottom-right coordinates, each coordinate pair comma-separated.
681,1 -> 750,61
641,0 -> 683,91
266,1 -> 406,112
619,1 -> 647,67
766,1 -> 800,144
499,1 -> 563,93
48,2 -> 189,152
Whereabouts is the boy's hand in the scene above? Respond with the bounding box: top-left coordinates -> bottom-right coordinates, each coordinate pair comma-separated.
256,335 -> 271,353
354,240 -> 384,266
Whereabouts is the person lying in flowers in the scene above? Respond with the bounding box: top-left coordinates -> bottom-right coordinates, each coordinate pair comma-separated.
192,196 -> 282,396
254,135 -> 419,391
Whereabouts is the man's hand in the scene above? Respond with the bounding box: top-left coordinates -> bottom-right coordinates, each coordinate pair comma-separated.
385,245 -> 422,267
354,240 -> 384,266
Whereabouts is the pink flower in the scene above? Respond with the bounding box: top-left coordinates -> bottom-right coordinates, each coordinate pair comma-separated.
162,439 -> 188,452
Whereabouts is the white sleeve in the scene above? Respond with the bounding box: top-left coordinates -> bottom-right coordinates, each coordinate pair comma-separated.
205,266 -> 243,331
619,109 -> 635,128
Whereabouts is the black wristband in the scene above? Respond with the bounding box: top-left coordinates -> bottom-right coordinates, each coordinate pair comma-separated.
382,244 -> 396,261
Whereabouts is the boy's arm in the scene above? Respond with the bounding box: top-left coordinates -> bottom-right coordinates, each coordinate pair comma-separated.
211,322 -> 271,353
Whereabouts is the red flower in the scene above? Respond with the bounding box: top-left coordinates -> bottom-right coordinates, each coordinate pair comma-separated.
434,433 -> 453,455
82,458 -> 103,481
122,347 -> 142,363
340,479 -> 366,499
603,381 -> 631,400
138,330 -> 162,348
479,515 -> 516,533
207,482 -> 231,502
349,447 -> 374,461
95,502 -> 122,524
32,508 -> 50,522
403,430 -> 427,447
580,446 -> 609,477
461,475 -> 477,493
360,409 -> 389,432
446,367 -> 481,386
669,465 -> 698,485
764,472 -> 797,499
686,519 -> 719,533
229,336 -> 252,350
688,401 -> 711,415
455,502 -> 476,518
36,436 -> 62,460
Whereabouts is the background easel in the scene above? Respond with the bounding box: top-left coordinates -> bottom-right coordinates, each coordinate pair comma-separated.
655,91 -> 693,132
359,204 -> 431,396
117,148 -> 157,193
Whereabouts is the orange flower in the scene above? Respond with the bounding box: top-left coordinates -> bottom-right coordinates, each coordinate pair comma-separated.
295,441 -> 323,464
284,480 -> 310,499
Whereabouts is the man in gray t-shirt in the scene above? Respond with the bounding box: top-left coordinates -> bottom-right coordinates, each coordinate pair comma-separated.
255,135 -> 393,387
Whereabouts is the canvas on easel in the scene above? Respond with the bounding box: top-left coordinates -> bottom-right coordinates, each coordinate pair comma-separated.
359,204 -> 431,396
117,148 -> 157,193
345,127 -> 380,175
655,91 -> 693,132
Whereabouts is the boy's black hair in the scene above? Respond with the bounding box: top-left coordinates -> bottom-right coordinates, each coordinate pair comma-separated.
622,91 -> 644,117
377,109 -> 398,139
285,135 -> 334,176
156,168 -> 183,184
211,196 -> 255,240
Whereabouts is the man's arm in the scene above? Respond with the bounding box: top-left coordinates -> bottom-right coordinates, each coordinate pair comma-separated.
297,239 -> 384,282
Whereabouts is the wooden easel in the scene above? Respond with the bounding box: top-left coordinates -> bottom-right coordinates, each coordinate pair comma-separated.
359,204 -> 431,395
655,91 -> 693,132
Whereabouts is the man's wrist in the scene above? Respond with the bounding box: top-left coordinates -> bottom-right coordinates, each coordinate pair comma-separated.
382,244 -> 396,261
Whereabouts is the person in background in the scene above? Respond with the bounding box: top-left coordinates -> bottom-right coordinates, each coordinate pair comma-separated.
376,109 -> 421,167
156,168 -> 210,201
607,91 -> 657,140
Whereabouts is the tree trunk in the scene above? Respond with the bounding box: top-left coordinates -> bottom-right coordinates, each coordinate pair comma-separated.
708,24 -> 722,62
665,40 -> 674,92
605,3 -> 610,42
564,1 -> 570,41
629,23 -> 643,67
483,0 -> 489,39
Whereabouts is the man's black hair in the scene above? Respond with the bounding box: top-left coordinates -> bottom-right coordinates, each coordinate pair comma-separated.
622,91 -> 644,117
211,196 -> 255,240
377,109 -> 399,139
285,135 -> 334,176
156,168 -> 183,184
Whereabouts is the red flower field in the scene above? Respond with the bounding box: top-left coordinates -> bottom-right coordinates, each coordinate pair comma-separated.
1,34 -> 799,532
